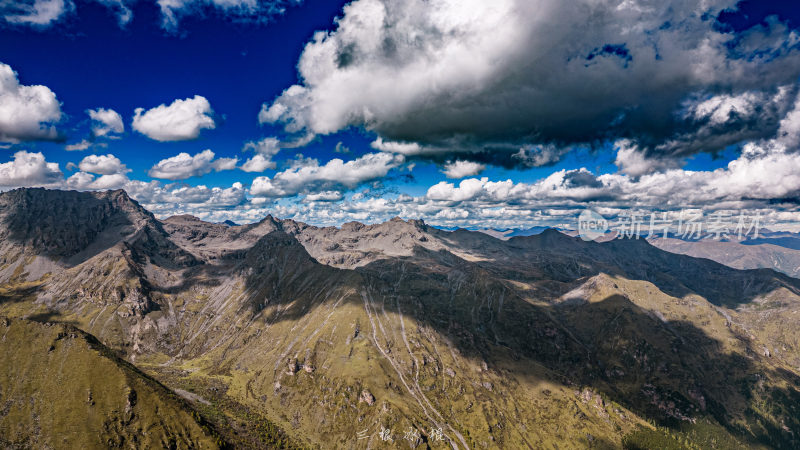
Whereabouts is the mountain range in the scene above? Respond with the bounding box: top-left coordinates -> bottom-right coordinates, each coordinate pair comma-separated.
1,188 -> 800,449
648,232 -> 800,280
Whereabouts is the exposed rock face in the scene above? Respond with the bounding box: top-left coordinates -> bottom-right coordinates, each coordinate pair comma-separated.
1,188 -> 800,449
0,188 -> 197,284
0,188 -> 147,258
162,214 -> 281,262
287,358 -> 299,375
279,216 -> 440,268
359,389 -> 375,406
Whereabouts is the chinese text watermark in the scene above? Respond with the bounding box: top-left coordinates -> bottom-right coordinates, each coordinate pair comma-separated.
578,209 -> 762,242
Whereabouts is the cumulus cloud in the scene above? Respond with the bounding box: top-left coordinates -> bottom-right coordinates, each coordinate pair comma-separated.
64,139 -> 93,151
148,149 -> 238,180
426,168 -> 612,204
132,95 -> 215,141
304,191 -> 343,202
7,132 -> 800,230
0,62 -> 62,142
241,154 -> 274,173
78,154 -> 129,175
0,152 -> 121,192
1,0 -> 71,26
605,144 -> 800,206
279,137 -> 799,229
417,114 -> 800,222
778,92 -> 800,147
250,152 -> 403,197
88,107 -> 124,138
240,137 -> 281,172
657,87 -> 798,157
125,180 -> 247,217
65,171 -> 129,190
0,150 -> 247,217
261,0 -> 800,167
0,150 -> 62,188
614,140 -> 681,177
421,143 -> 800,211
442,160 -> 485,179
369,138 -> 422,155
427,178 -> 488,202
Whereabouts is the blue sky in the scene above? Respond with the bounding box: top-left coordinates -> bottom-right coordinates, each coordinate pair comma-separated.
2,0 -> 800,230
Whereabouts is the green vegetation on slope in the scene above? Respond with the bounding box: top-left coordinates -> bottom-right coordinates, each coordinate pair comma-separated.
0,317 -> 223,449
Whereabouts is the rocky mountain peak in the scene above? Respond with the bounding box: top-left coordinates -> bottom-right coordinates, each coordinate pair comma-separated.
0,188 -> 156,258
340,221 -> 365,232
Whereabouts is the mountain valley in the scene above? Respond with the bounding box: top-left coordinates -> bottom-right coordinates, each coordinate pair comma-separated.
1,188 -> 800,449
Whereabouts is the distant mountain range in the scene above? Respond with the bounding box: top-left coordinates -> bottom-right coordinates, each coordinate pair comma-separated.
474,224 -> 800,279
468,226 -> 552,240
647,231 -> 800,279
1,188 -> 800,448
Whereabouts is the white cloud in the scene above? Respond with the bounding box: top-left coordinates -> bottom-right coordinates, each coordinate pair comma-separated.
304,191 -> 343,202
250,152 -> 403,197
65,171 -> 129,190
686,145 -> 800,202
421,141 -> 800,210
369,138 -> 422,155
261,0 -> 800,167
2,0 -> 297,30
686,92 -> 764,126
126,180 -> 247,216
427,178 -> 488,202
78,154 -> 129,175
442,160 -> 484,179
64,139 -> 92,151
88,107 -> 124,137
156,0 -> 297,31
244,136 -> 280,156
434,208 -> 469,220
6,127 -> 798,230
512,145 -> 569,168
132,95 -> 215,141
334,142 -> 350,153
241,154 -> 274,172
148,149 -> 238,180
614,140 -> 680,177
0,151 -> 62,187
240,137 -> 281,172
93,0 -> 132,25
0,62 -> 61,142
1,0 -> 71,26
778,92 -> 800,147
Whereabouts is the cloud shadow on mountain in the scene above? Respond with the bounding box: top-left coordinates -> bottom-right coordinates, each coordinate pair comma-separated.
354,250 -> 800,448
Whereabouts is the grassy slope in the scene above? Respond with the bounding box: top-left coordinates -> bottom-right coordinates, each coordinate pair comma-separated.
0,317 -> 223,449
